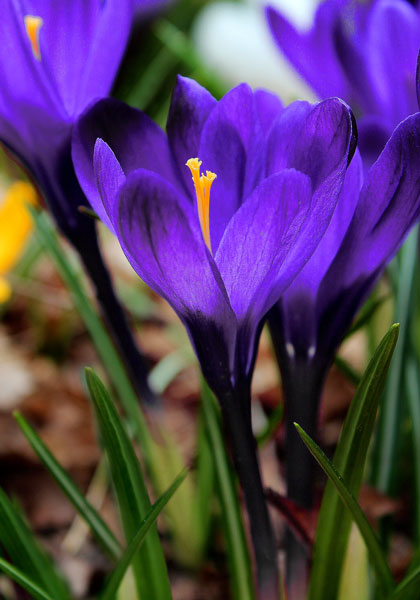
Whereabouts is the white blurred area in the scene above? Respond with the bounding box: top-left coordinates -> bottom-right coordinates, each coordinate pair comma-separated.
192,0 -> 319,103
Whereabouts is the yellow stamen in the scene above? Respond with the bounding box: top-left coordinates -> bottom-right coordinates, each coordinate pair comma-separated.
186,158 -> 217,252
24,15 -> 43,61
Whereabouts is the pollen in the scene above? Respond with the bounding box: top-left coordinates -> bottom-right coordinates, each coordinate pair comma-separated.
186,158 -> 217,253
24,15 -> 43,61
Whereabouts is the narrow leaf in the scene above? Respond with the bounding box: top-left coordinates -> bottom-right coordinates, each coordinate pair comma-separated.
85,367 -> 172,600
14,411 -> 121,560
0,488 -> 70,599
387,564 -> 420,600
101,467 -> 187,600
309,324 -> 399,600
0,557 -> 55,600
201,380 -> 255,600
30,208 -> 151,458
295,423 -> 395,597
371,227 -> 418,495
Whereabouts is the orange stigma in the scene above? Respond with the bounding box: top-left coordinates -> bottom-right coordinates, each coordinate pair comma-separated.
24,15 -> 43,61
186,158 -> 217,253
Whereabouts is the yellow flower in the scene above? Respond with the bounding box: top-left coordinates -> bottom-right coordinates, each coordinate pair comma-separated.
0,181 -> 38,302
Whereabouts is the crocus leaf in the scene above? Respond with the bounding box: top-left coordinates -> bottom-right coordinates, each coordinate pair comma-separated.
0,557 -> 55,600
405,354 -> 420,539
84,367 -> 172,600
386,564 -> 420,600
101,467 -> 188,600
371,228 -> 418,495
29,208 -> 151,456
0,488 -> 70,600
295,423 -> 395,597
309,323 -> 399,600
200,380 -> 255,600
14,411 -> 121,561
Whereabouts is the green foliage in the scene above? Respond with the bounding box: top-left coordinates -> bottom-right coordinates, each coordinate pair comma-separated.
0,488 -> 70,599
14,411 -> 122,561
295,423 -> 395,597
101,467 -> 188,600
309,324 -> 399,600
200,380 -> 255,600
0,557 -> 56,600
85,367 -> 172,600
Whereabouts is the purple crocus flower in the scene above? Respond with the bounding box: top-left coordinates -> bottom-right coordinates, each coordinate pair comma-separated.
72,75 -> 356,598
267,104 -> 420,594
266,0 -> 420,165
0,0 -> 168,404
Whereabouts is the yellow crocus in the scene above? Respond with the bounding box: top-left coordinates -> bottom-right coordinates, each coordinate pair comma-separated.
0,181 -> 38,302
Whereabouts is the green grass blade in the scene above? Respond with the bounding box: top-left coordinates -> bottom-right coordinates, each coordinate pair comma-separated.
387,565 -> 420,600
201,381 -> 255,600
371,228 -> 418,495
0,557 -> 55,600
0,488 -> 70,599
309,324 -> 399,600
85,367 -> 172,600
295,423 -> 395,597
101,468 -> 188,600
405,356 -> 420,540
14,411 -> 121,561
29,208 -> 151,455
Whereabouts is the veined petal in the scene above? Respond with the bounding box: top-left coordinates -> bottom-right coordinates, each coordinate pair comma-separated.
92,139 -> 125,234
115,169 -> 237,381
166,75 -> 217,194
16,0 -> 133,116
72,97 -> 177,212
254,89 -> 283,137
198,83 -> 266,251
315,112 -> 420,354
215,169 -> 312,322
267,97 -> 356,189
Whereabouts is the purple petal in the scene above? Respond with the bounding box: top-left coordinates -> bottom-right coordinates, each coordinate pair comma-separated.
319,112 -> 420,327
198,84 -> 266,251
17,0 -> 133,116
266,1 -> 350,100
116,167 -> 235,340
72,97 -> 177,211
267,97 -> 356,190
166,76 -> 217,194
366,0 -> 420,126
254,89 -> 283,137
286,149 -> 363,297
215,169 -> 312,322
91,139 -> 125,233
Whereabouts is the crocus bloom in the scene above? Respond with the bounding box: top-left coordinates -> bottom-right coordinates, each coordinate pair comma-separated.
0,181 -> 37,303
0,0 -> 135,241
268,105 -> 420,513
0,0 -> 167,404
72,75 -> 356,597
72,75 -> 356,399
266,0 -> 420,164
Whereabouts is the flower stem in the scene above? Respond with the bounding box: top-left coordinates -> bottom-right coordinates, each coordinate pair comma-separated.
218,386 -> 281,600
269,306 -> 328,599
73,234 -> 159,407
